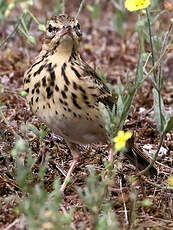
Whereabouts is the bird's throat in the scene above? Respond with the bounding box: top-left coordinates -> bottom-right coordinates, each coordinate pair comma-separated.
53,38 -> 79,64
57,38 -> 74,56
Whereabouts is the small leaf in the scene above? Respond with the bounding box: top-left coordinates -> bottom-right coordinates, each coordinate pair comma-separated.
142,199 -> 152,207
153,88 -> 166,133
11,149 -> 17,157
27,0 -> 33,6
167,175 -> 173,186
21,124 -> 40,138
28,35 -> 35,44
23,8 -> 28,14
38,24 -> 46,32
136,19 -> 145,28
8,2 -> 15,10
15,138 -> 29,152
87,5 -> 94,12
164,116 -> 173,133
117,94 -> 124,118
0,105 -> 6,111
39,123 -> 49,143
117,77 -> 124,95
135,55 -> 143,87
18,91 -> 28,97
87,4 -> 100,20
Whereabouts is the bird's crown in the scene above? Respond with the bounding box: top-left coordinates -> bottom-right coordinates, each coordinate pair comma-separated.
45,14 -> 82,44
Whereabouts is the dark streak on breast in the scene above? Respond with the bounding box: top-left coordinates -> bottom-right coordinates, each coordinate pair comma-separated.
33,65 -> 44,77
42,76 -> 47,87
61,63 -> 70,85
71,93 -> 81,109
68,47 -> 77,62
46,87 -> 53,99
71,66 -> 81,79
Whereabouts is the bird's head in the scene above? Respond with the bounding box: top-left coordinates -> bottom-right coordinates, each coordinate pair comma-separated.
44,14 -> 82,51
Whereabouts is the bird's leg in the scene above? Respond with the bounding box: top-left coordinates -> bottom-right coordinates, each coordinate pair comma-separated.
60,142 -> 80,193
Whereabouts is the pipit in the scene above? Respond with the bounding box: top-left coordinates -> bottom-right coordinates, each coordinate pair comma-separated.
24,14 -> 157,192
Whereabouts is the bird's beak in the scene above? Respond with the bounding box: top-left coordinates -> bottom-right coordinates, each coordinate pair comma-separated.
59,25 -> 73,38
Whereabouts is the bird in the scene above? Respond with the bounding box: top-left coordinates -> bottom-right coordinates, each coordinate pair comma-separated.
24,14 -> 157,192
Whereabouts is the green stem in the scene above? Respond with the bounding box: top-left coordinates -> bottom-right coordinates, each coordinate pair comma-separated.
21,16 -> 30,35
142,176 -> 173,191
142,23 -> 172,84
76,0 -> 87,19
27,10 -> 40,25
146,8 -> 164,136
0,13 -> 24,48
62,0 -> 66,14
146,8 -> 156,82
138,14 -> 145,53
0,109 -> 17,136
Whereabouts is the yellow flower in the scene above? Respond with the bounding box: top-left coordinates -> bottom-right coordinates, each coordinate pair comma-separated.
113,130 -> 132,151
125,0 -> 151,12
167,175 -> 173,187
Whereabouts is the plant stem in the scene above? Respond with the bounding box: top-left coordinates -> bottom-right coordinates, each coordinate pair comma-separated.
142,23 -> 172,84
76,0 -> 87,19
27,10 -> 40,25
138,14 -> 145,53
0,109 -> 17,136
146,8 -> 156,82
141,176 -> 173,191
62,0 -> 66,14
0,13 -> 25,48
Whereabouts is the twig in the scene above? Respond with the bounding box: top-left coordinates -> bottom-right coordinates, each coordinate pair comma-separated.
142,49 -> 167,83
155,161 -> 173,171
62,0 -> 66,14
160,23 -> 173,54
141,176 -> 173,191
142,23 -> 172,84
76,0 -> 87,19
3,218 -> 20,230
0,14 -> 24,49
157,23 -> 173,93
0,109 -> 16,136
27,10 -> 41,25
143,52 -> 151,72
119,178 -> 128,225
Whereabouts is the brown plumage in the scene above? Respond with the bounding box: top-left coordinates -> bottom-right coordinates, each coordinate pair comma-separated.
24,14 -> 157,192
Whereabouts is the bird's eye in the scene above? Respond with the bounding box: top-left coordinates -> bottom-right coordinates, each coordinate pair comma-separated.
55,27 -> 60,32
75,23 -> 82,37
76,23 -> 80,30
48,24 -> 53,33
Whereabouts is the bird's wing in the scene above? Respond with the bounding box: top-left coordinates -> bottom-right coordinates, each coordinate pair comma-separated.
79,60 -> 117,109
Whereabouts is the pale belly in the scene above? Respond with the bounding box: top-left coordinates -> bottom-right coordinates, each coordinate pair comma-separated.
36,109 -> 108,145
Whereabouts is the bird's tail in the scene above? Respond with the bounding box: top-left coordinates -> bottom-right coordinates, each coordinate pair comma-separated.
125,135 -> 157,176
